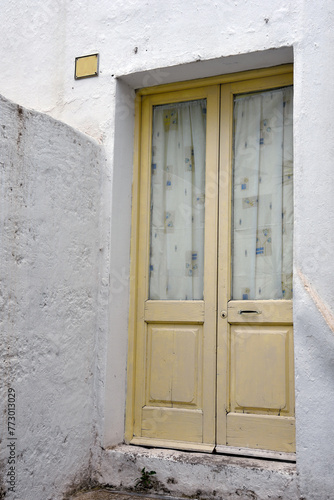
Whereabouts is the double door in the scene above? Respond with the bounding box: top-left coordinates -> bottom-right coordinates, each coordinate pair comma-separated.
126,69 -> 295,456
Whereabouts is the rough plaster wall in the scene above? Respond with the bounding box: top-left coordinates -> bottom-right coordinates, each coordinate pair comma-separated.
293,2 -> 334,499
0,95 -> 108,500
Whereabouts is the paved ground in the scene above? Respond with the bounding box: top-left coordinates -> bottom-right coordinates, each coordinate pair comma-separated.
70,489 -> 189,500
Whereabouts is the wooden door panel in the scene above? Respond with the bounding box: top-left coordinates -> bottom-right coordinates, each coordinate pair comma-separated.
226,319 -> 295,452
226,413 -> 295,452
146,324 -> 202,407
227,300 -> 293,324
230,325 -> 293,413
141,407 -> 203,442
226,316 -> 295,452
144,300 -> 205,323
224,318 -> 295,453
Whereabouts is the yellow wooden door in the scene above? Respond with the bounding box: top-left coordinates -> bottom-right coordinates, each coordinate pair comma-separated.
126,68 -> 295,456
129,85 -> 220,452
216,76 -> 295,455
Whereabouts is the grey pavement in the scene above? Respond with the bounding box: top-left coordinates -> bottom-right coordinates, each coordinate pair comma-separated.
69,489 -> 191,500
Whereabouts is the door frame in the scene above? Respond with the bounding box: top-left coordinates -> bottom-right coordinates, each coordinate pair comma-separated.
125,65 -> 294,455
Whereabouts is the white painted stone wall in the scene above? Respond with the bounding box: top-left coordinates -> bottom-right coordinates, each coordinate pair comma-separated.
0,96 -> 109,499
293,3 -> 334,498
1,1 -> 334,499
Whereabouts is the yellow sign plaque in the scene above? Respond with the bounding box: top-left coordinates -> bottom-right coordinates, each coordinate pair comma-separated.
75,53 -> 99,80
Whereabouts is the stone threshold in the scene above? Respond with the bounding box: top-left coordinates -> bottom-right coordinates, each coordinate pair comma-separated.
93,444 -> 297,500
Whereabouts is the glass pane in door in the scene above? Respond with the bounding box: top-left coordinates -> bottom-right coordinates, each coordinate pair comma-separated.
232,87 -> 293,300
149,99 -> 207,300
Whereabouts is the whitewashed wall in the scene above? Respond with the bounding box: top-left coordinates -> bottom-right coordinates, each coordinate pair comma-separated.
0,98 -> 108,500
1,1 -> 334,499
0,97 -> 109,499
293,2 -> 334,498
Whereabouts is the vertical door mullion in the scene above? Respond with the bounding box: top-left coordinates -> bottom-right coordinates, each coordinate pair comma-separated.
216,83 -> 234,446
202,85 -> 220,445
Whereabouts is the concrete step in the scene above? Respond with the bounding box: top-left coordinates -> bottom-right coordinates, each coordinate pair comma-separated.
95,444 -> 297,500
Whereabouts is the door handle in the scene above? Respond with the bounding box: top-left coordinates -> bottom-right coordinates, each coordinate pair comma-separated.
238,310 -> 261,315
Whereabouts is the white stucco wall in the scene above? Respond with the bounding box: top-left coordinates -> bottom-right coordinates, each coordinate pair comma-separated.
1,1 -> 334,499
293,2 -> 334,498
1,0 -> 301,148
0,96 -> 109,499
